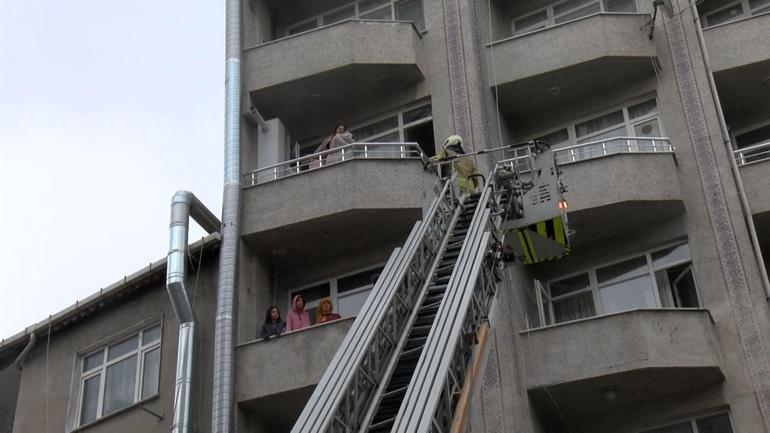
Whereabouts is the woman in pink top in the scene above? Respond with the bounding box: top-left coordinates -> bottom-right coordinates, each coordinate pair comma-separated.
286,294 -> 310,331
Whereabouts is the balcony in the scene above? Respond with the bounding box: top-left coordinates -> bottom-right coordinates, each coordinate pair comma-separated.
703,13 -> 770,117
521,309 -> 724,418
735,142 -> 770,237
244,20 -> 426,136
236,319 -> 354,432
498,137 -> 683,246
487,13 -> 655,117
241,142 -> 429,266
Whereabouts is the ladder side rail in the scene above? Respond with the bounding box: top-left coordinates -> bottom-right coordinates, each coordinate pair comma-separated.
394,185 -> 495,432
424,235 -> 497,433
292,176 -> 457,433
359,204 -> 464,432
293,233 -> 414,433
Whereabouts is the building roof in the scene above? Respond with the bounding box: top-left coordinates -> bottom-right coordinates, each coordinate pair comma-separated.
0,233 -> 221,365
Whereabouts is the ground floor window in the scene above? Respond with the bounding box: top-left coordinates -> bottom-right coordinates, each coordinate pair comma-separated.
289,265 -> 384,325
537,242 -> 699,325
77,324 -> 161,426
641,412 -> 734,433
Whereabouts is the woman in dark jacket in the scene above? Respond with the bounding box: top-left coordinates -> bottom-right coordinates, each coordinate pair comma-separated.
259,305 -> 286,340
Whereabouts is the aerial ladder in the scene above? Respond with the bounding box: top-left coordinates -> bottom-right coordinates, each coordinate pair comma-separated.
291,140 -> 571,433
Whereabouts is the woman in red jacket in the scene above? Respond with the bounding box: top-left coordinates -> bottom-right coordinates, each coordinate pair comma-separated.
316,297 -> 341,324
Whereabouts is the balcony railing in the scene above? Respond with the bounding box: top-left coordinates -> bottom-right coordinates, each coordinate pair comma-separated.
243,142 -> 424,187
734,141 -> 770,166
496,137 -> 673,172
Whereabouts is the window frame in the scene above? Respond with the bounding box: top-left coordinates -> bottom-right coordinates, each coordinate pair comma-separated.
639,411 -> 734,433
284,0 -> 424,37
75,323 -> 163,427
287,264 -> 385,325
510,0 -> 641,36
540,241 -> 700,325
297,100 -> 433,157
702,0 -> 770,27
521,95 -> 663,160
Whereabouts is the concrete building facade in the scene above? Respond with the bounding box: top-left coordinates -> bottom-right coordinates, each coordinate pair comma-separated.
2,0 -> 770,432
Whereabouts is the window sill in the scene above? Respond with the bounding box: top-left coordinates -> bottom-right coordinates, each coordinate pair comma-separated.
69,394 -> 161,433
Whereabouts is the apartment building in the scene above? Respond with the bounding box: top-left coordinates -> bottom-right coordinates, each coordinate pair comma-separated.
1,0 -> 770,432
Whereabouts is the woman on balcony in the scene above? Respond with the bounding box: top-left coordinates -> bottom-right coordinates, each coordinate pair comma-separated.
286,295 -> 310,331
316,298 -> 342,324
310,124 -> 355,169
259,305 -> 286,340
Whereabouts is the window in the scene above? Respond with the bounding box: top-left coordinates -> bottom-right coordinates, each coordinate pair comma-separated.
298,102 -> 435,158
702,0 -> 770,26
77,325 -> 161,426
641,412 -> 734,433
539,242 -> 699,325
284,0 -> 425,36
511,0 -> 639,35
289,266 -> 383,326
527,97 -> 663,162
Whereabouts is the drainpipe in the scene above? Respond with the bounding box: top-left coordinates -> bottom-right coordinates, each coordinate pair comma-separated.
13,332 -> 36,370
688,0 -> 770,300
212,0 -> 242,430
166,191 -> 221,433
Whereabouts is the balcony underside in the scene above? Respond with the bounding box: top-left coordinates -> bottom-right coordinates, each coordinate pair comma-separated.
489,14 -> 655,118
523,310 -> 723,418
704,13 -> 770,74
245,20 -> 425,138
714,59 -> 770,119
495,57 -> 655,118
243,208 -> 419,272
559,153 -> 684,246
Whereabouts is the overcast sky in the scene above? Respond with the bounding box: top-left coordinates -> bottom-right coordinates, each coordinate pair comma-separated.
0,0 -> 225,338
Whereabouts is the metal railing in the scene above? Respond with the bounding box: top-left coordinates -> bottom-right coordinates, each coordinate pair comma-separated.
291,174 -> 458,433
498,137 -> 673,172
243,142 -> 424,186
734,141 -> 770,166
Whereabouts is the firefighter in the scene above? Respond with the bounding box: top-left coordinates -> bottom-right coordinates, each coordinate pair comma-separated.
432,135 -> 479,194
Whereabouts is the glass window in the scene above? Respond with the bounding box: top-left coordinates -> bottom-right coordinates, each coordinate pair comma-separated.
640,412 -> 733,433
77,324 -> 162,426
396,0 -> 425,30
103,355 -> 137,415
288,20 -> 318,36
323,5 -> 356,25
555,2 -> 602,23
361,7 -> 393,19
360,0 -> 390,11
141,348 -> 161,400
338,267 -> 382,293
403,104 -> 432,125
352,116 -> 399,141
644,421 -> 694,433
79,375 -> 101,425
537,128 -> 570,147
83,350 -> 104,372
575,110 -> 624,138
628,99 -> 658,119
554,0 -> 597,16
540,242 -> 698,325
695,413 -> 733,433
735,124 -> 770,148
108,336 -> 138,361
605,0 -> 638,12
705,3 -> 745,26
514,9 -> 549,33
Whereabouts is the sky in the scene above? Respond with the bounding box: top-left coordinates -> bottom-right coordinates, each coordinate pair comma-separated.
0,0 -> 225,339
